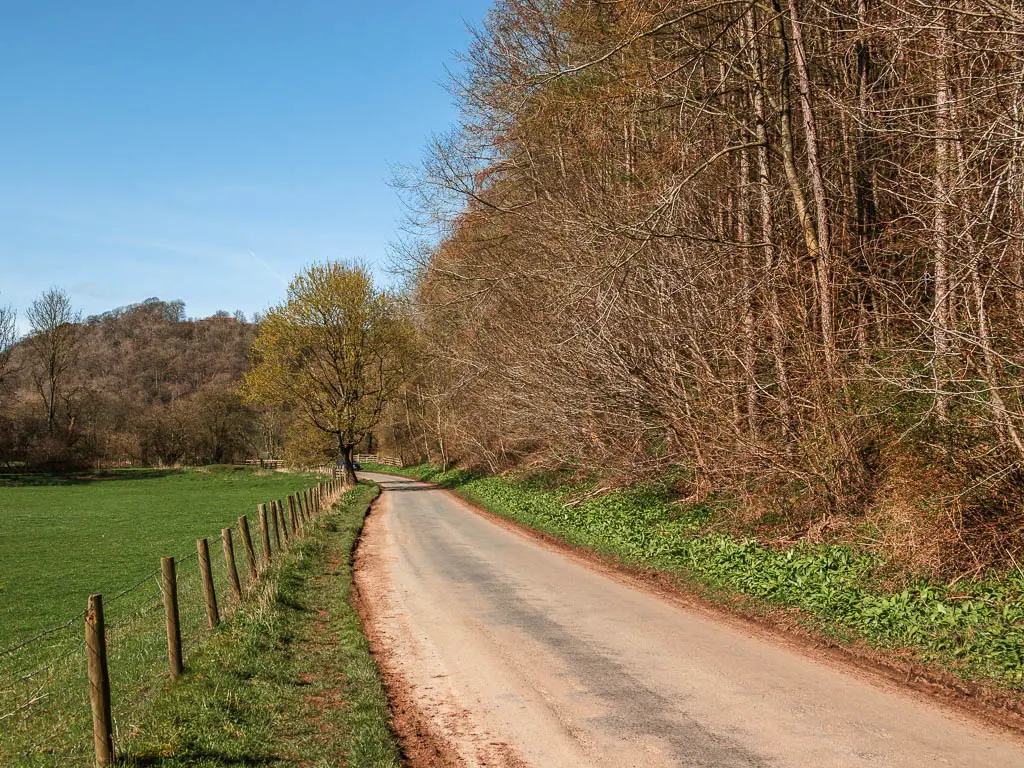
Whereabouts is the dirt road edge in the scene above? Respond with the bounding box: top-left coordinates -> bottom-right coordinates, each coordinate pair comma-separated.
352,488 -> 468,768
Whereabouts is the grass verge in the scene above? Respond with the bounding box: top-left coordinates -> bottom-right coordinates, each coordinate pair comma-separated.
118,480 -> 401,767
363,462 -> 1024,691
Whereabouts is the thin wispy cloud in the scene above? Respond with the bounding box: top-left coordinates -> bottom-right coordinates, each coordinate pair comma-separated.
248,250 -> 290,286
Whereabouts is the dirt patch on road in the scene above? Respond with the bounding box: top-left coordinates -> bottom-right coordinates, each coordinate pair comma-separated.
353,492 -> 527,768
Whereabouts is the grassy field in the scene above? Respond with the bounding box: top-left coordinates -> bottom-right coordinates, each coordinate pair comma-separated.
0,466 -> 322,648
0,465 -> 329,766
364,462 -> 1024,689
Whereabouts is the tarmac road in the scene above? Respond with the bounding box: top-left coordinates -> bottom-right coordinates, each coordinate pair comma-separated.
355,473 -> 1024,768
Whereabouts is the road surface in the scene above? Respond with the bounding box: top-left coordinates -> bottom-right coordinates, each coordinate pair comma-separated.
355,473 -> 1024,767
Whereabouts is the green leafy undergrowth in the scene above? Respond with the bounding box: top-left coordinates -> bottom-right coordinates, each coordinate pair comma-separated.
364,462 -> 1024,687
120,481 -> 401,767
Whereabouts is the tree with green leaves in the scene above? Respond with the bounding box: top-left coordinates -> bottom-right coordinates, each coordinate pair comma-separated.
241,262 -> 410,485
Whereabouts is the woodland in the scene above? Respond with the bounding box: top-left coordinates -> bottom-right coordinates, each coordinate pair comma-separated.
0,293 -> 272,468
382,0 -> 1024,578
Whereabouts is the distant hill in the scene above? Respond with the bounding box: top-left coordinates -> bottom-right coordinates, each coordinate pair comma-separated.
0,298 -> 273,468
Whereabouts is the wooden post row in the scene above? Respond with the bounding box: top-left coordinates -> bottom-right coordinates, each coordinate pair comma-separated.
222,527 -> 243,602
83,491 -> 319,765
259,503 -> 272,564
86,594 -> 114,766
238,515 -> 258,582
161,557 -> 183,680
197,538 -> 219,629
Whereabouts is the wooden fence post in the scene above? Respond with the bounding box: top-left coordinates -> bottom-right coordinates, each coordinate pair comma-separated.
197,538 -> 219,629
288,495 -> 299,536
222,527 -> 242,602
271,499 -> 282,549
161,557 -> 183,680
238,515 -> 258,582
86,594 -> 114,766
259,503 -> 272,565
277,500 -> 289,545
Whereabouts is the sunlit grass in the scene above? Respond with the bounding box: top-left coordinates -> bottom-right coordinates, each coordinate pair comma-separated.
0,466 -> 326,766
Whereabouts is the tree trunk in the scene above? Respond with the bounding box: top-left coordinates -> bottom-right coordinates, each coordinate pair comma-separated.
933,6 -> 953,422
771,2 -> 828,370
788,0 -> 837,373
746,5 -> 792,430
338,435 -> 357,487
738,141 -> 758,435
853,0 -> 878,371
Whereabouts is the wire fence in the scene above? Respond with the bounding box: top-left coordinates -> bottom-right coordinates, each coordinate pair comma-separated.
0,473 -> 343,767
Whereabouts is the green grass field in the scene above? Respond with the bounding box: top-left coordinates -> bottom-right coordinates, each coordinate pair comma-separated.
0,466 -> 322,649
0,466 -> 337,766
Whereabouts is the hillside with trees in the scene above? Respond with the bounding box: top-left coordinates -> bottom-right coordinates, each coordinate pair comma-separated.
389,0 -> 1024,579
0,293 -> 271,468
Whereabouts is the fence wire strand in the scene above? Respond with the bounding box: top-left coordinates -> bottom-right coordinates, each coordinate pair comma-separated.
0,615 -> 81,659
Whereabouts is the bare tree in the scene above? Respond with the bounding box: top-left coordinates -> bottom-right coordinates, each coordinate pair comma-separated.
0,303 -> 16,386
377,0 -> 1024,576
25,288 -> 82,434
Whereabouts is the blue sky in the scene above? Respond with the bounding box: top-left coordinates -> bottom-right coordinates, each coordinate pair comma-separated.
0,1 -> 489,329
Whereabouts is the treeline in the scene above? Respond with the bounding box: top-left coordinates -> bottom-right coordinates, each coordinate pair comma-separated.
0,292 -> 278,468
390,0 -> 1024,576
